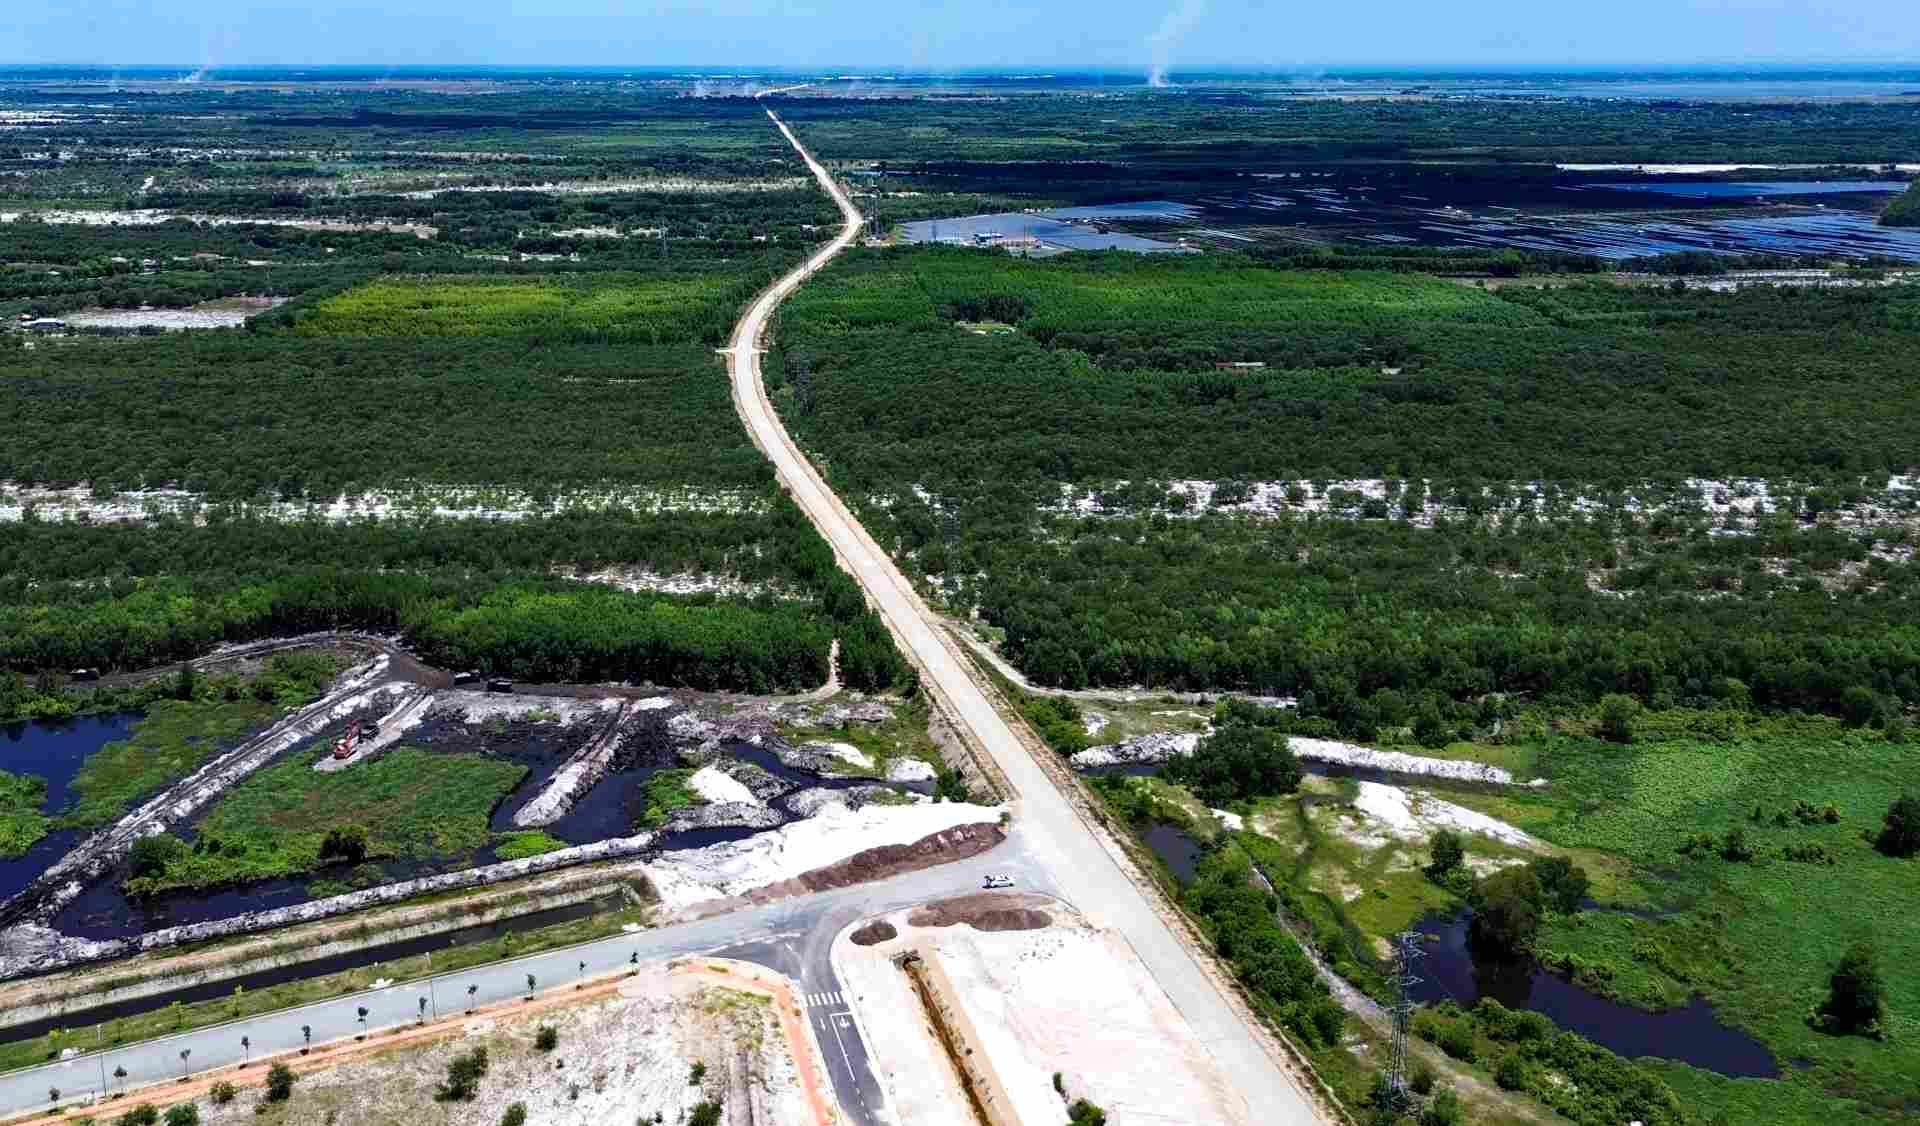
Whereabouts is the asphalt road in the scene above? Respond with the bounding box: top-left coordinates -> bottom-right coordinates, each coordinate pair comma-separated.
0,830 -> 1054,1118
727,110 -> 1328,1124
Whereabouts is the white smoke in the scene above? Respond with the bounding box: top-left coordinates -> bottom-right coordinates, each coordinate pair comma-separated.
1147,0 -> 1207,88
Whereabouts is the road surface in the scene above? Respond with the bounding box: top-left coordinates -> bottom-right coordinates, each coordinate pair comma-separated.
0,829 -> 1056,1121
725,109 -> 1328,1124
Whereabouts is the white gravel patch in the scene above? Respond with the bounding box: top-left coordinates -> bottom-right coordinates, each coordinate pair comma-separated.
1211,809 -> 1245,832
643,801 -> 1001,914
810,741 -> 873,770
689,764 -> 759,806
884,758 -> 938,783
1289,736 -> 1520,785
1349,781 -> 1542,850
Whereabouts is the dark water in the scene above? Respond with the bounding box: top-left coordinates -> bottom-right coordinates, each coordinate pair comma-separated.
897,210 -> 1190,252
0,714 -> 137,902
0,893 -> 623,1045
1142,822 -> 1204,883
1592,180 -> 1910,198
1412,910 -> 1778,1078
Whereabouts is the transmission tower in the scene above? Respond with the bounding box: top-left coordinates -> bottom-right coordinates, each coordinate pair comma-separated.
1385,930 -> 1425,1107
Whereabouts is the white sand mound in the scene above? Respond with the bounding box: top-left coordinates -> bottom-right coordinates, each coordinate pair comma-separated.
688,764 -> 759,806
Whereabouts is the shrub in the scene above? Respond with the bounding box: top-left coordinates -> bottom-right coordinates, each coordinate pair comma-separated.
500,1105 -> 527,1126
1410,1061 -> 1436,1096
1438,1023 -> 1477,1063
534,1024 -> 559,1052
209,1082 -> 236,1106
317,825 -> 369,863
114,1106 -> 158,1126
264,1063 -> 295,1103
1420,1087 -> 1463,1126
1426,829 -> 1464,876
688,1101 -> 723,1126
439,1047 -> 490,1101
1494,1052 -> 1529,1090
1875,794 -> 1920,858
1528,855 -> 1590,913
1067,1099 -> 1108,1126
688,1060 -> 706,1085
163,1105 -> 200,1126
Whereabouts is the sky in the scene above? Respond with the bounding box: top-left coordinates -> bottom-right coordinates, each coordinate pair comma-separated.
3,0 -> 1914,72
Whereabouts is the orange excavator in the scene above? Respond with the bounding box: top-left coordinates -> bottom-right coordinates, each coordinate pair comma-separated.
331,722 -> 362,760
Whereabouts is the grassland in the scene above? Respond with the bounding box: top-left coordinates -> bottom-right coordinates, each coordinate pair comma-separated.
56,655 -> 342,830
293,273 -> 743,341
0,771 -> 49,859
131,748 -> 530,895
493,831 -> 568,861
637,769 -> 703,829
1412,714 -> 1920,1125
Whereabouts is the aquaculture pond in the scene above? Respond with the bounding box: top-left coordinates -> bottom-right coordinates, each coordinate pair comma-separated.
0,714 -> 138,902
1412,909 -> 1778,1079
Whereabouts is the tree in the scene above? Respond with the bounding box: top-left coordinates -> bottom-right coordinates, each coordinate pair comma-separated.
114,1064 -> 128,1089
526,972 -> 537,997
1427,829 -> 1465,876
302,1024 -> 311,1050
175,661 -> 197,701
1598,694 -> 1638,743
1819,943 -> 1886,1034
1470,866 -> 1542,960
1875,794 -> 1920,858
1162,725 -> 1302,805
178,1047 -> 191,1076
47,1087 -> 58,1107
1527,856 -> 1590,913
266,1062 -> 295,1102
239,1034 -> 249,1060
467,983 -> 479,1011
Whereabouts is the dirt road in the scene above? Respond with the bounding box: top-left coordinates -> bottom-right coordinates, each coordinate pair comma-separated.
726,108 -> 1333,1125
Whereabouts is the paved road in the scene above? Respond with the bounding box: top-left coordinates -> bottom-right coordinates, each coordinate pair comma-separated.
0,830 -> 1055,1118
727,110 -> 1328,1125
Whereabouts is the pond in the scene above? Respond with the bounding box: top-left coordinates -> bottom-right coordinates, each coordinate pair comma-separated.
0,714 -> 138,903
1142,821 -> 1204,883
1412,909 -> 1778,1078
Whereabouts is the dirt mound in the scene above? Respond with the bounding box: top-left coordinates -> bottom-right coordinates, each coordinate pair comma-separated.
850,920 -> 898,946
907,893 -> 1051,933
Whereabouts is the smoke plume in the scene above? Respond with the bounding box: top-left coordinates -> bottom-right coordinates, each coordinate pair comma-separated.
1147,0 -> 1207,87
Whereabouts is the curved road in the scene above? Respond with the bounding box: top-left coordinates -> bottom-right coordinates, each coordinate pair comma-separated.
727,109 -> 1327,1125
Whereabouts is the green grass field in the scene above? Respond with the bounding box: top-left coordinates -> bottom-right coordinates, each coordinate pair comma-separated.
134,747 -> 529,893
296,273 -> 741,341
1442,716 -> 1920,1125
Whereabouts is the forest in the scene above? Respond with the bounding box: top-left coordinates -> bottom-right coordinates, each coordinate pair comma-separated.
1885,181 -> 1920,227
775,248 -> 1920,723
0,496 -> 905,704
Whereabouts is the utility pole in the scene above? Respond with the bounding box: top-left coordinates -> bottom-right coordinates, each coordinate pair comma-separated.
1385,930 -> 1425,1108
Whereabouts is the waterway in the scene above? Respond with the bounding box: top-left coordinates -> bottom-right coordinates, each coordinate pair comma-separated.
1411,909 -> 1778,1078
0,713 -> 137,903
0,892 -> 626,1045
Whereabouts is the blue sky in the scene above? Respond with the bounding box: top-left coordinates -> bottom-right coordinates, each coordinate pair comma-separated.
6,0 -> 1914,71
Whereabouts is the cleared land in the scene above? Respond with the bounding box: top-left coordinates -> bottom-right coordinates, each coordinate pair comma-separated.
835,894 -> 1253,1126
